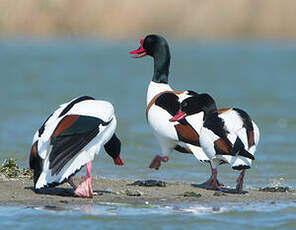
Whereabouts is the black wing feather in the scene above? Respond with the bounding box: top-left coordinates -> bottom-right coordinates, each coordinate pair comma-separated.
58,96 -> 95,118
49,115 -> 106,176
204,112 -> 228,139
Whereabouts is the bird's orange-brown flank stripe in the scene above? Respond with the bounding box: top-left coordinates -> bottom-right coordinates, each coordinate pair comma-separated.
214,138 -> 232,154
145,90 -> 186,118
217,108 -> 232,114
52,115 -> 79,137
175,123 -> 200,144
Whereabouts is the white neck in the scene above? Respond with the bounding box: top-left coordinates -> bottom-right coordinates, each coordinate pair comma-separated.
146,81 -> 173,105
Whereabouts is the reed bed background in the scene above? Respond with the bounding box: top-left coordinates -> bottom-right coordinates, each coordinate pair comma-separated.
0,0 -> 295,39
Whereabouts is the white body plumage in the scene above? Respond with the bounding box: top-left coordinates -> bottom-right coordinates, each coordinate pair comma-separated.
31,97 -> 117,189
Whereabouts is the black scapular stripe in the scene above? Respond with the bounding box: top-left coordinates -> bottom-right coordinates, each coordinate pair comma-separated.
232,137 -> 255,160
204,112 -> 228,139
49,115 -> 108,175
233,108 -> 254,143
233,108 -> 254,131
155,92 -> 179,116
58,96 -> 95,118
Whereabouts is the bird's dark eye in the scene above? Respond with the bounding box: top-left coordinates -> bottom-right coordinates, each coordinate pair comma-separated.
182,101 -> 188,107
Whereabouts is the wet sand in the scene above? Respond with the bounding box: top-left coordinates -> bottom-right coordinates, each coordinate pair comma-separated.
0,173 -> 295,207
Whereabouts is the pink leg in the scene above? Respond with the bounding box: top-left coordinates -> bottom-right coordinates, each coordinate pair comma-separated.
236,169 -> 246,192
149,155 -> 169,170
74,161 -> 94,198
201,167 -> 224,190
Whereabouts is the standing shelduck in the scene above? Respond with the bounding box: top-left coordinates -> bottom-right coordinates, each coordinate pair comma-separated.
130,34 -> 209,169
170,94 -> 260,192
29,96 -> 124,198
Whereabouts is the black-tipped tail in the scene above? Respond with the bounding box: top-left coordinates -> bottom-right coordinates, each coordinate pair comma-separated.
232,165 -> 251,170
232,138 -> 255,160
238,149 -> 255,160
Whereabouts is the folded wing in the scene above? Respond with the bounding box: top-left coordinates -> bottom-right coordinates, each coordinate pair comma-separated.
49,115 -> 110,175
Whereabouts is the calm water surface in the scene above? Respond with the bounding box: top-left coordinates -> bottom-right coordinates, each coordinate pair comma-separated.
1,202 -> 296,230
0,38 -> 295,229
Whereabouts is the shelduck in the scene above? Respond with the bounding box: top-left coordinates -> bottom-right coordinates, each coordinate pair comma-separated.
170,93 -> 260,191
29,96 -> 124,198
130,34 -> 209,169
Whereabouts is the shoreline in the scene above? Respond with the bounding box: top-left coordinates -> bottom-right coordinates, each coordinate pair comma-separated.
1,174 -> 295,207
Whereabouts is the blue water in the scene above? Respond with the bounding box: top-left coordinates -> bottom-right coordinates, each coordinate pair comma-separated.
0,38 -> 296,229
1,202 -> 296,230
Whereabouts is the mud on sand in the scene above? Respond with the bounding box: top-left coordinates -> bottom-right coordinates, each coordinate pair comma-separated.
0,174 -> 295,207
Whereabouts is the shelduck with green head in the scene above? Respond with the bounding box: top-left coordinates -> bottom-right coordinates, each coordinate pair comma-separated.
130,34 -> 209,169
